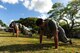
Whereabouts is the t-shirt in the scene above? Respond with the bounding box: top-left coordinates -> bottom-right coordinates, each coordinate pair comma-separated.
40,19 -> 58,38
39,19 -> 69,42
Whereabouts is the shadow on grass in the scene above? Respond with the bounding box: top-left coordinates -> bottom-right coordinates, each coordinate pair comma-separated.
59,42 -> 80,48
0,42 -> 80,52
0,43 -> 54,52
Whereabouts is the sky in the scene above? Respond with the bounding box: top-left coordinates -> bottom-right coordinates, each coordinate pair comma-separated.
0,0 -> 71,26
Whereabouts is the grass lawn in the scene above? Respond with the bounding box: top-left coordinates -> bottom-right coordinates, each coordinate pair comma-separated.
0,31 -> 80,53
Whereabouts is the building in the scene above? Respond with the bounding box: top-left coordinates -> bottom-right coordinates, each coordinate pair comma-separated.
0,24 -> 6,31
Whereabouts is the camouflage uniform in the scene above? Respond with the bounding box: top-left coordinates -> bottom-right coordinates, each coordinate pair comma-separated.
40,19 -> 70,43
21,25 -> 32,37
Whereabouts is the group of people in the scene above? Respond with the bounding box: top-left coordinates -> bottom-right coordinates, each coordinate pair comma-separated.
9,18 -> 72,49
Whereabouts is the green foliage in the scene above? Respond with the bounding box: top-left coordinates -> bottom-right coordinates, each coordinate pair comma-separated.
15,17 -> 39,33
48,1 -> 80,37
16,17 -> 37,27
0,20 -> 7,27
59,20 -> 67,26
48,3 -> 64,21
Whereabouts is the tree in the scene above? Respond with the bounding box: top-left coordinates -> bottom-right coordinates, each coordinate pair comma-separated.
47,3 -> 64,21
62,0 -> 80,36
48,0 -> 80,37
0,20 -> 7,27
15,17 -> 39,33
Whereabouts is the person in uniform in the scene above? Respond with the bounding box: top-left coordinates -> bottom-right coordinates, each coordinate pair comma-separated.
36,18 -> 72,49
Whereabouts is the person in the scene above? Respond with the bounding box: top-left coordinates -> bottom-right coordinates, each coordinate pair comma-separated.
20,25 -> 32,37
36,18 -> 72,49
9,22 -> 32,37
9,21 -> 19,37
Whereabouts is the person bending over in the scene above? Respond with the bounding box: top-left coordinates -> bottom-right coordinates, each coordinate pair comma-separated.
36,18 -> 72,49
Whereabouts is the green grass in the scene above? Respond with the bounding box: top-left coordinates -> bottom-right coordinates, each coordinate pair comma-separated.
0,31 -> 80,53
